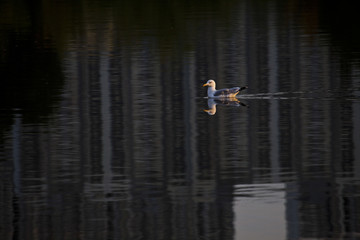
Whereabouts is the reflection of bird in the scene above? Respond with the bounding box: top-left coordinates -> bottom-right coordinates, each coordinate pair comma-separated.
204,99 -> 218,115
204,98 -> 248,115
203,79 -> 247,98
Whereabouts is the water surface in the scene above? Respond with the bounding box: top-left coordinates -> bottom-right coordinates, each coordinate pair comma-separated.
1,0 -> 360,239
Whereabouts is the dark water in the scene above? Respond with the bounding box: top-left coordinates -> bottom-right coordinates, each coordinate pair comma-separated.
1,0 -> 360,239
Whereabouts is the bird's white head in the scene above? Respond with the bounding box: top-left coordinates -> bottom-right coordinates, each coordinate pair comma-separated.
202,79 -> 216,88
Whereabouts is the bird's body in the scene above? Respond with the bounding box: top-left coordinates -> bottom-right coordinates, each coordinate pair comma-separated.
203,79 -> 247,98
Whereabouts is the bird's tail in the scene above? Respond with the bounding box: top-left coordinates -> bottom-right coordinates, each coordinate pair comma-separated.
239,86 -> 248,92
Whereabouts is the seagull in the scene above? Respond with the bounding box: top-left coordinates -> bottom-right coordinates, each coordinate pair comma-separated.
203,79 -> 247,98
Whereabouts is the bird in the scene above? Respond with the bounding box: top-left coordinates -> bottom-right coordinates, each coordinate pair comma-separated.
203,79 -> 247,98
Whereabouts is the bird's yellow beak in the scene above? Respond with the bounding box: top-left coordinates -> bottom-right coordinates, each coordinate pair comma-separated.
203,83 -> 209,87
203,109 -> 210,112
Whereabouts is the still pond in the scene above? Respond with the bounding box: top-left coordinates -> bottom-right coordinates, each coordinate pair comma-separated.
1,0 -> 360,239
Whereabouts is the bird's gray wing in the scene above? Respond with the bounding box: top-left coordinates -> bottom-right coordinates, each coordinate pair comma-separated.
214,87 -> 240,96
